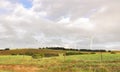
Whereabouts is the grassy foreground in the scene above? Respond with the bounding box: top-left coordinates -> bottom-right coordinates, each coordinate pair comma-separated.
0,53 -> 120,72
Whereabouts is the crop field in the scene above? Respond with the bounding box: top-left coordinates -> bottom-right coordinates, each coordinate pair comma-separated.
0,52 -> 120,72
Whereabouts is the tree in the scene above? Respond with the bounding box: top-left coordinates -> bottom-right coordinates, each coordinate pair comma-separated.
4,48 -> 10,50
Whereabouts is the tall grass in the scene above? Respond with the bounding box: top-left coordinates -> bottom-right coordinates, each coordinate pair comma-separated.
0,53 -> 119,72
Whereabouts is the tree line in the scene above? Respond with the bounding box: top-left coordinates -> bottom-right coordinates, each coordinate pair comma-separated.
39,47 -> 108,52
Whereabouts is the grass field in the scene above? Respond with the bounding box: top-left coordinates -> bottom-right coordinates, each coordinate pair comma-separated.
0,53 -> 120,72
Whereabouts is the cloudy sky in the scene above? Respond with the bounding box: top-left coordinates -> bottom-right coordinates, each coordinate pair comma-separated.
0,0 -> 120,50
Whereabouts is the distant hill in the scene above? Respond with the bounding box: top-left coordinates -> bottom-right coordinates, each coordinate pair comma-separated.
0,49 -> 65,56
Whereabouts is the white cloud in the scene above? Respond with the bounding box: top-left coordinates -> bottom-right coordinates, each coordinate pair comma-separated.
0,24 -> 7,32
58,16 -> 70,24
0,0 -> 120,50
68,18 -> 95,31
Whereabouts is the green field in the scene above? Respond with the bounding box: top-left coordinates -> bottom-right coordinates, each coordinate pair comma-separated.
0,53 -> 120,72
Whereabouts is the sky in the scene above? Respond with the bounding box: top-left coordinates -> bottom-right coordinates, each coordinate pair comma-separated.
0,0 -> 120,50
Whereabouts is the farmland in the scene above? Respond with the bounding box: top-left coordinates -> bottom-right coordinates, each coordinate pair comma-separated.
0,49 -> 120,72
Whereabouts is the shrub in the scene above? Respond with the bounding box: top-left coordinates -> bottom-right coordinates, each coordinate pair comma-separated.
11,54 -> 16,55
65,52 -> 83,56
19,53 -> 23,55
90,52 -> 96,54
32,54 -> 44,59
108,50 -> 111,52
4,48 -> 10,50
25,52 -> 33,56
44,53 -> 58,57
111,52 -> 116,54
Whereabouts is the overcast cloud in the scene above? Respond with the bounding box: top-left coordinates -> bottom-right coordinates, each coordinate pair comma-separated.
0,0 -> 120,50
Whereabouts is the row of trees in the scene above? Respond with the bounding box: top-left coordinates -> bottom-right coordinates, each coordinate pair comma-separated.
39,47 -> 108,52
1,47 -> 109,52
0,48 -> 10,51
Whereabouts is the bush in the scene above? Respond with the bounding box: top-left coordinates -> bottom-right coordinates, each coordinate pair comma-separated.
111,52 -> 116,54
108,50 -> 111,52
25,52 -> 33,56
44,53 -> 58,57
4,48 -> 10,50
66,52 -> 83,56
11,54 -> 16,55
90,52 -> 96,54
32,54 -> 44,59
19,53 -> 23,55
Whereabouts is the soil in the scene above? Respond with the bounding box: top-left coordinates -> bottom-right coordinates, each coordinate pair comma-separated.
0,65 -> 39,72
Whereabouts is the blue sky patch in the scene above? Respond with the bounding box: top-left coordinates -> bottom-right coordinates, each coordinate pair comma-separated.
19,0 -> 32,9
